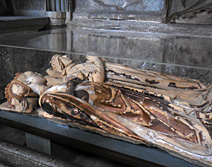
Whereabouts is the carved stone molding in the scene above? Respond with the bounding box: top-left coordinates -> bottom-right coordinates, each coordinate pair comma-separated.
77,0 -> 164,12
166,0 -> 212,23
92,0 -> 140,11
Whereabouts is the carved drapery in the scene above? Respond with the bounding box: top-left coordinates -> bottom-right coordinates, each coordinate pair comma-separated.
2,55 -> 212,166
166,0 -> 212,23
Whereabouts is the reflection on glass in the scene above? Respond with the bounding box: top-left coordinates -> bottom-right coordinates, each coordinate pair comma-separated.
0,27 -> 211,71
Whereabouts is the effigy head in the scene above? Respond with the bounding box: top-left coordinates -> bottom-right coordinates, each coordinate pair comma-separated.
5,71 -> 46,113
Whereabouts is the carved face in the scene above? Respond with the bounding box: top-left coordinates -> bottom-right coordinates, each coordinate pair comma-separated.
16,71 -> 46,86
5,72 -> 46,113
5,78 -> 32,102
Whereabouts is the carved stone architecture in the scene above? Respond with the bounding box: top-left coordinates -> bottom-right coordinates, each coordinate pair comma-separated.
82,0 -> 164,12
2,0 -> 212,25
72,0 -> 165,23
166,0 -> 212,24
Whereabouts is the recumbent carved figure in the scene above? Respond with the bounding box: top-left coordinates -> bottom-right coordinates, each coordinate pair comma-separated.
3,55 -> 212,166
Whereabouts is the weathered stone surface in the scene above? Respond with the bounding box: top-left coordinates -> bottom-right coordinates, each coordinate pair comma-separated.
161,36 -> 212,83
9,0 -> 69,26
5,0 -> 212,26
77,0 -> 164,12
71,29 -> 163,62
69,18 -> 212,37
175,11 -> 212,25
0,139 -> 78,167
12,0 -> 45,10
163,37 -> 212,68
0,125 -> 25,146
165,0 -> 212,24
88,11 -> 162,22
72,0 -> 165,23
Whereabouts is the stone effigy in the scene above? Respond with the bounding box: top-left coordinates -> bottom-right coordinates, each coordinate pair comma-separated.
2,54 -> 212,166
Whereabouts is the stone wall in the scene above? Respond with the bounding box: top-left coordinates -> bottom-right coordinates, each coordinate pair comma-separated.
76,0 -> 164,12
72,0 -> 165,22
12,0 -> 45,10
8,0 -> 166,24
162,36 -> 212,83
6,0 -> 212,25
11,0 -> 69,25
11,0 -> 46,16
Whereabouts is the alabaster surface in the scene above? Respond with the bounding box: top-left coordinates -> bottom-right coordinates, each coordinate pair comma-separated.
2,54 -> 212,167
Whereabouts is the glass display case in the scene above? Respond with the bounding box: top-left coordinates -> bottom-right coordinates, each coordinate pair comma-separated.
0,26 -> 212,167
